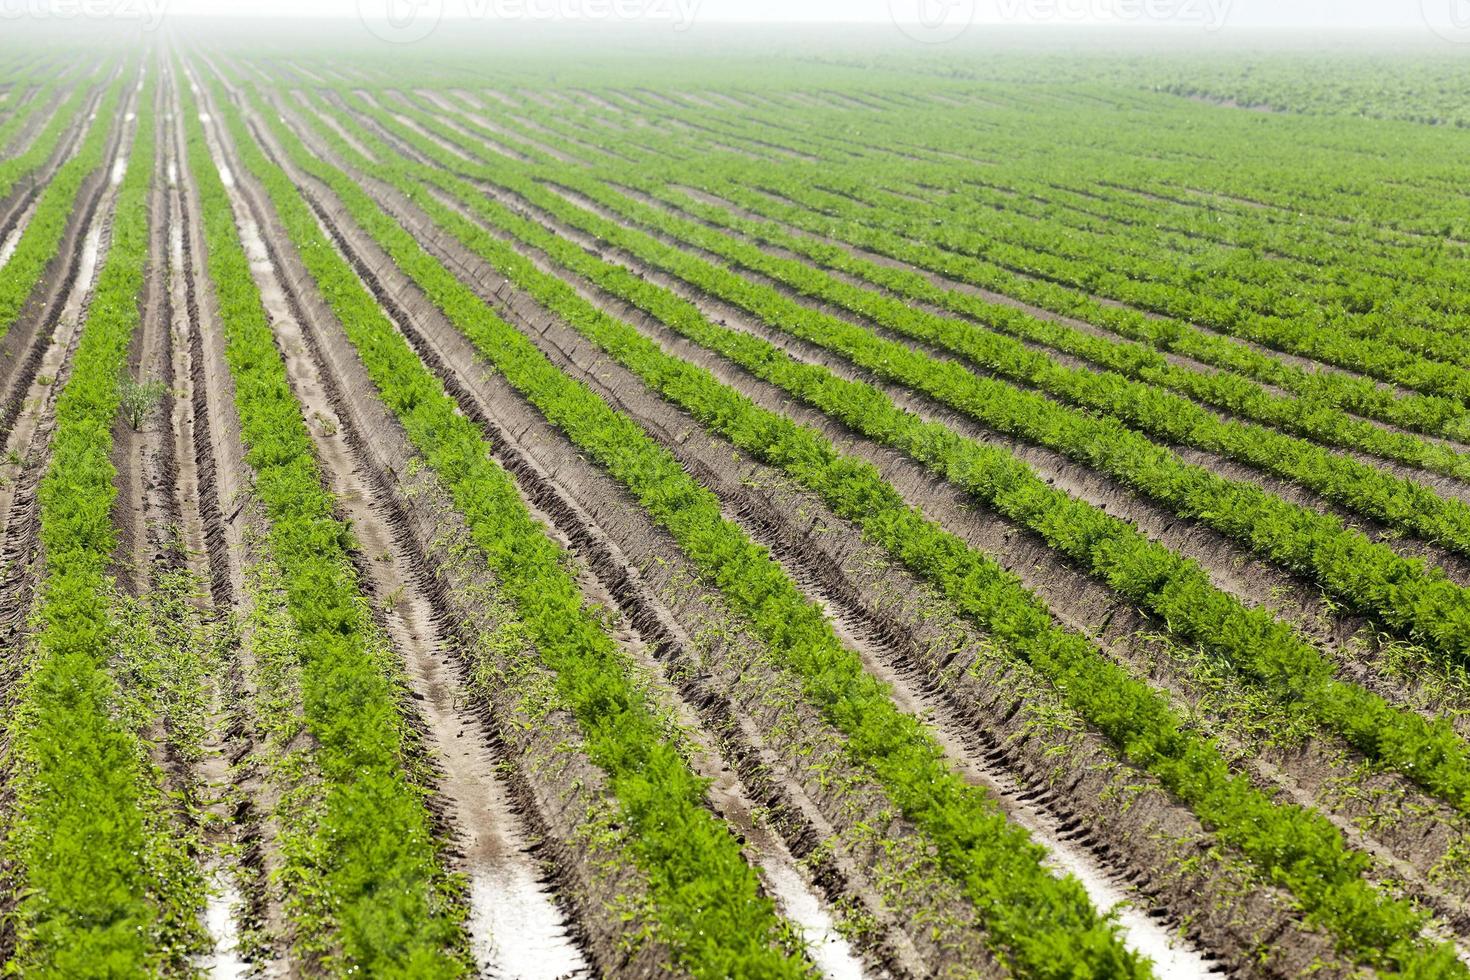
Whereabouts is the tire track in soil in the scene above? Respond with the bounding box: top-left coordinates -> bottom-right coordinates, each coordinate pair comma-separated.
313,92 -> 1470,975
0,69 -> 136,623
273,88 -> 1318,980
271,87 -> 1009,980
165,61 -> 296,977
497,176 -> 1470,938
122,71 -> 256,979
196,68 -> 601,980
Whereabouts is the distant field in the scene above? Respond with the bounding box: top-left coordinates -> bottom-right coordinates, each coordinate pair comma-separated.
1,25 -> 1470,978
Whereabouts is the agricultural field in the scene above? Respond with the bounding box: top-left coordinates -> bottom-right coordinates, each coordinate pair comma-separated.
3,20 -> 1470,980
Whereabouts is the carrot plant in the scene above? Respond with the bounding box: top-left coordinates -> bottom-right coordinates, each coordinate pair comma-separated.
0,72 -> 122,339
178,66 -> 469,977
2,68 -> 207,976
206,67 -> 817,980
245,78 -> 1150,979
301,82 -> 1468,977
346,90 -> 1470,826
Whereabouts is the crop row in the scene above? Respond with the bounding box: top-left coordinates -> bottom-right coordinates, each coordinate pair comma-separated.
0,74 -> 53,143
546,164 -> 1470,604
257,77 -> 1162,977
352,90 -> 1470,809
501,115 -> 1470,529
0,74 -> 81,198
636,82 -> 1468,254
496,89 -> 1470,440
928,172 -> 1463,322
633,173 -> 1470,483
490,88 -> 1470,487
178,66 -> 470,976
896,163 -> 1470,327
0,75 -> 122,338
213,72 -> 813,979
759,141 -> 1466,335
809,166 -> 1470,366
2,69 -> 200,974
741,165 -> 1470,409
305,83 -> 1467,976
931,168 -> 1424,283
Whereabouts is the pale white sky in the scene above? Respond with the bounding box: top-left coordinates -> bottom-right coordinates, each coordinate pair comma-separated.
7,0 -> 1458,42
137,0 -> 1445,29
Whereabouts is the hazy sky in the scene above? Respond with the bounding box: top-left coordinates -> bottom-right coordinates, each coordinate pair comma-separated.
103,0 -> 1449,29
8,0 -> 1461,40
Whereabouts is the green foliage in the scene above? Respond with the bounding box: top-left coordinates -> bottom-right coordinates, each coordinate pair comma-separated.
0,74 -> 84,201
177,66 -> 467,977
0,72 -> 118,337
217,76 -> 813,978
2,66 -> 195,977
316,87 -> 1469,977
249,80 -> 1149,978
378,90 -> 1470,817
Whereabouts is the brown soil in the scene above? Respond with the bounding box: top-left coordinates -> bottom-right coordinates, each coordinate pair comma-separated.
512,168 -> 1470,858
278,88 -> 1390,978
206,71 -> 683,978
662,182 -> 1470,477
